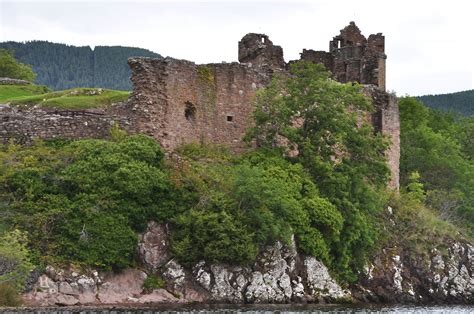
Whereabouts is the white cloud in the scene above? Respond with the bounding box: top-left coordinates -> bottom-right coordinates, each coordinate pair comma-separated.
1,0 -> 473,95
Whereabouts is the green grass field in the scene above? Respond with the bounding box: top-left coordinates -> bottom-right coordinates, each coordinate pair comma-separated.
0,86 -> 130,109
0,84 -> 50,102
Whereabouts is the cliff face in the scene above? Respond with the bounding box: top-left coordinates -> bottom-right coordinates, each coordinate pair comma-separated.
22,222 -> 473,306
356,241 -> 473,303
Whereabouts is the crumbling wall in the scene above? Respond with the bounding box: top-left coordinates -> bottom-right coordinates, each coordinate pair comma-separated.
299,21 -> 387,91
364,86 -> 400,190
238,33 -> 285,69
128,57 -> 270,150
299,49 -> 334,72
0,104 -> 134,145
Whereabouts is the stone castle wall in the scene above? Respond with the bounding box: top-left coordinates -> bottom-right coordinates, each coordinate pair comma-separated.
301,22 -> 387,90
364,86 -> 400,189
128,57 -> 270,151
0,22 -> 400,189
0,104 -> 134,145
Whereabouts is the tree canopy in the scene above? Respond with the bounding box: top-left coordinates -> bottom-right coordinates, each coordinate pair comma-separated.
399,97 -> 474,235
0,49 -> 36,82
247,61 -> 390,281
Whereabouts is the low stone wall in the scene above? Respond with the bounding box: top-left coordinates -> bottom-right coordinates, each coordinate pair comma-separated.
0,77 -> 31,85
0,104 -> 134,145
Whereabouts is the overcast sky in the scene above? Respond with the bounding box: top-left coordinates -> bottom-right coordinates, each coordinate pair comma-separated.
1,0 -> 473,96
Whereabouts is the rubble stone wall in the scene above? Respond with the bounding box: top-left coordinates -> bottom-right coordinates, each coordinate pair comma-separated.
128,57 -> 270,151
0,104 -> 134,145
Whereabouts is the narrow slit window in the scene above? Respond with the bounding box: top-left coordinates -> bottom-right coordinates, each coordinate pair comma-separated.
184,101 -> 196,122
226,115 -> 234,122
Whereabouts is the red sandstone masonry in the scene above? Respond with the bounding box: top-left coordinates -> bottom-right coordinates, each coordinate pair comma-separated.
128,57 -> 271,151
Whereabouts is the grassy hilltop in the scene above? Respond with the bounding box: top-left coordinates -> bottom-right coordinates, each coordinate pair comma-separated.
0,84 -> 129,109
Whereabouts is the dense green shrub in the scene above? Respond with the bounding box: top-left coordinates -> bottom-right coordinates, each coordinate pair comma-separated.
247,61 -> 390,281
142,275 -> 166,292
172,209 -> 258,266
0,230 -> 33,291
170,145 -> 345,267
0,49 -> 36,82
0,135 -> 172,269
0,284 -> 21,306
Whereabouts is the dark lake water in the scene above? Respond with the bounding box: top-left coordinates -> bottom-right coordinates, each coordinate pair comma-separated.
1,304 -> 473,314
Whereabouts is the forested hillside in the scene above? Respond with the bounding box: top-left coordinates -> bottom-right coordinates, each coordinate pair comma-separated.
0,41 -> 161,91
400,98 -> 474,235
417,89 -> 474,116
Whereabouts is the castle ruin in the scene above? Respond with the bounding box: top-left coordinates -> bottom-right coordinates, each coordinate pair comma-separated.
127,22 -> 399,188
0,22 -> 399,189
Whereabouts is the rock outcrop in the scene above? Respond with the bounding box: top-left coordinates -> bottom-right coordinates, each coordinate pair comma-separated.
138,221 -> 170,272
22,222 -> 473,306
354,241 -> 473,304
23,222 -> 348,306
23,267 -> 179,306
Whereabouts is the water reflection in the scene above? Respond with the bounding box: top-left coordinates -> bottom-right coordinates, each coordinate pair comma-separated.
1,304 -> 473,314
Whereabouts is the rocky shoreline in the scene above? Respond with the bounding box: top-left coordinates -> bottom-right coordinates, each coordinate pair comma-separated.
20,222 -> 473,307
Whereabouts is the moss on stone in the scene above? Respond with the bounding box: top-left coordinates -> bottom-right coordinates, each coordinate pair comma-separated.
196,65 -> 215,84
196,65 -> 217,115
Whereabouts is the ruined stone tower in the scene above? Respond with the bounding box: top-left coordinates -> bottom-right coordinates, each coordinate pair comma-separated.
300,21 -> 387,90
238,33 -> 285,70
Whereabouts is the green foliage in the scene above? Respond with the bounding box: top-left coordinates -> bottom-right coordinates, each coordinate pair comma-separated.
406,172 -> 426,202
247,61 -> 390,281
383,192 -> 463,257
417,89 -> 474,116
142,275 -> 166,292
0,49 -> 36,82
172,209 -> 258,266
196,65 -> 214,84
0,41 -> 161,90
55,213 -> 138,269
169,146 -> 345,267
0,135 -> 173,269
0,230 -> 33,291
2,87 -> 129,110
0,283 -> 21,306
399,97 -> 474,235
